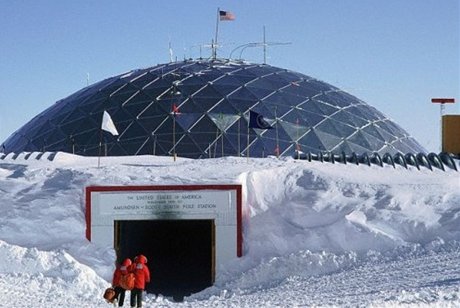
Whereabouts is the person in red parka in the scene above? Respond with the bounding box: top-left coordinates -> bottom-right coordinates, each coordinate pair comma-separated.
112,258 -> 132,307
130,254 -> 150,308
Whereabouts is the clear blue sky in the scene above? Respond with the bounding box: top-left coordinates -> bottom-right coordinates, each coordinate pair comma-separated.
0,0 -> 458,152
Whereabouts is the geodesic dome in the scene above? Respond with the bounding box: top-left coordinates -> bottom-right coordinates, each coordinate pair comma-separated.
1,59 -> 425,158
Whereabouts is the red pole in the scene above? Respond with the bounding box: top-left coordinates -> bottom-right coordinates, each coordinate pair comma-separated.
431,98 -> 456,151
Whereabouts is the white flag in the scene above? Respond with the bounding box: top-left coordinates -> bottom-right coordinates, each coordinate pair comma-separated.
101,110 -> 119,135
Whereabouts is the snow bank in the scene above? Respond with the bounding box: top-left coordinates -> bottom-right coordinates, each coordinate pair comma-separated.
0,240 -> 108,307
243,161 -> 460,259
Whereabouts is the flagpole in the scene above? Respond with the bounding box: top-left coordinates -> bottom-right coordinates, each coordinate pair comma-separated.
70,135 -> 75,154
263,25 -> 266,64
173,111 -> 176,161
296,118 -> 300,159
238,113 -> 241,157
214,7 -> 220,59
214,128 -> 218,158
219,113 -> 224,157
275,106 -> 279,158
247,113 -> 250,162
98,128 -> 102,168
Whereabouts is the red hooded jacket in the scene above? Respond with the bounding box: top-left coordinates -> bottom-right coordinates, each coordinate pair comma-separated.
112,258 -> 132,287
131,255 -> 150,290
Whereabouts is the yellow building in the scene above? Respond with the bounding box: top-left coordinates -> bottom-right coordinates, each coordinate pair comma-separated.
442,115 -> 460,155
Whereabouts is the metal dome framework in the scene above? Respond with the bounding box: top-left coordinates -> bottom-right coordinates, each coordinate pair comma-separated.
2,59 -> 425,158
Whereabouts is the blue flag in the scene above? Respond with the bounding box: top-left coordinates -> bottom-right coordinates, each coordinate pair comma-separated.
249,111 -> 273,129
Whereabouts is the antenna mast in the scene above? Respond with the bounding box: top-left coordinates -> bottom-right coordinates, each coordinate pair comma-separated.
169,40 -> 174,63
213,8 -> 220,59
229,26 -> 291,63
263,26 -> 267,64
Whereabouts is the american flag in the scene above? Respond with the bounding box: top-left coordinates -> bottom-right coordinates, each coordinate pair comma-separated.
219,10 -> 235,21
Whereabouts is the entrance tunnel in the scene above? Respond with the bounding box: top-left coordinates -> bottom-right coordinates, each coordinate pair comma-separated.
115,219 -> 215,301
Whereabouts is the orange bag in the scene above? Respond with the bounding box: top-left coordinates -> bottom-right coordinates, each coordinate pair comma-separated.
103,287 -> 116,303
119,273 -> 135,290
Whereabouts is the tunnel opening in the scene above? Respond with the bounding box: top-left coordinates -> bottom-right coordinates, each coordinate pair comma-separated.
114,219 -> 215,301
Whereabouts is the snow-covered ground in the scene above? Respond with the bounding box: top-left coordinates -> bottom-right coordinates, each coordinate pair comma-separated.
0,152 -> 459,307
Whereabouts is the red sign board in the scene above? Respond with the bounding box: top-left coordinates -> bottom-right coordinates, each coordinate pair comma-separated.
431,98 -> 455,104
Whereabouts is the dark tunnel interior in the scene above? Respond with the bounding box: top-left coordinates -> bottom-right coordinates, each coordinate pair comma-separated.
115,219 -> 214,301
